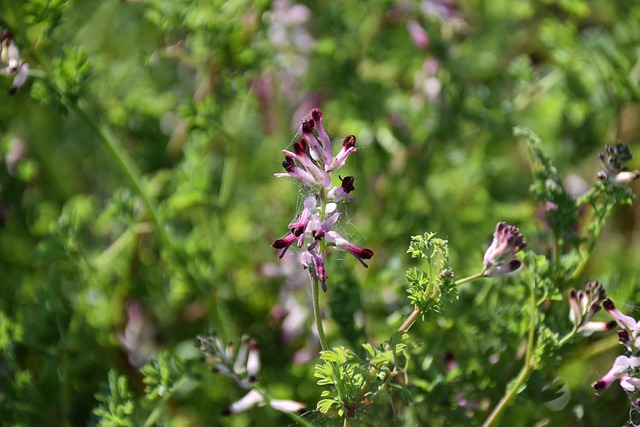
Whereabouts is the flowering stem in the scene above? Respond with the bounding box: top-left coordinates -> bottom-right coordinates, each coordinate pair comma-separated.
310,273 -> 329,352
557,327 -> 577,347
398,272 -> 486,332
454,271 -> 486,287
482,269 -> 537,427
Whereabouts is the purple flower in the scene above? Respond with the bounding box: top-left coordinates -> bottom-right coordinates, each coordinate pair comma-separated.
603,299 -> 638,333
325,230 -> 374,268
568,281 -> 610,334
274,154 -> 317,187
117,301 -> 158,367
272,233 -> 299,259
308,244 -> 327,292
273,109 -> 373,292
407,20 -> 429,49
283,140 -> 332,187
301,118 -> 333,166
482,222 -> 526,276
593,355 -> 640,395
288,196 -> 316,236
1,30 -> 22,75
592,296 -> 640,402
597,143 -> 639,184
327,175 -> 355,202
328,135 -> 357,172
311,211 -> 340,241
1,30 -> 29,94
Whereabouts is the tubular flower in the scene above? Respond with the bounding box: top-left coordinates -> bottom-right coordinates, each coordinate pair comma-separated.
272,108 -> 372,291
482,222 -> 526,277
1,30 -> 29,94
567,281 -> 614,334
597,143 -> 639,184
593,355 -> 640,396
327,175 -> 355,201
325,230 -> 374,268
592,296 -> 640,402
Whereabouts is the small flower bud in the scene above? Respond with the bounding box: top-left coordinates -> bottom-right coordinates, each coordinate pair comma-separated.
482,222 -> 526,276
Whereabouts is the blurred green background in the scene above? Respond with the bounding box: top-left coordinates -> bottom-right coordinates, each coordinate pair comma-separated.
1,0 -> 640,425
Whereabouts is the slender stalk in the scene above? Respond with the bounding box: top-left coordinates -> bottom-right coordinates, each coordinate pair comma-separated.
397,272 -> 486,332
397,307 -> 421,333
27,68 -> 175,252
481,362 -> 532,427
482,270 -> 537,427
142,378 -> 188,427
570,188 -> 604,281
454,271 -> 486,287
72,101 -> 174,250
310,273 -> 329,352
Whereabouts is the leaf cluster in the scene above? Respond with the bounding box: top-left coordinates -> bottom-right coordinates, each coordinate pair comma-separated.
314,334 -> 408,419
405,233 -> 457,321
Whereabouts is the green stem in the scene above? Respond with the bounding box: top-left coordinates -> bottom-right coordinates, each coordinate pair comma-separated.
557,327 -> 577,348
454,271 -> 486,287
482,269 -> 537,427
481,362 -> 532,427
397,271 -> 485,332
142,378 -> 188,427
571,188 -> 605,282
72,100 -> 174,251
310,274 -> 329,352
27,68 -> 175,252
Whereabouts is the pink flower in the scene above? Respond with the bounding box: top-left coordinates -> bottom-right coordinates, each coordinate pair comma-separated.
327,175 -> 355,202
325,230 -> 374,268
407,20 -> 429,49
327,136 -> 357,172
482,222 -> 526,276
593,355 -> 640,395
274,154 -> 317,187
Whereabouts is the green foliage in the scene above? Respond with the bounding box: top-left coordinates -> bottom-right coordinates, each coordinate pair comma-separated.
516,126 -> 581,248
1,0 -> 640,426
405,233 -> 457,320
30,47 -> 91,113
141,353 -> 175,401
314,334 -> 408,418
24,0 -> 68,32
92,371 -> 136,427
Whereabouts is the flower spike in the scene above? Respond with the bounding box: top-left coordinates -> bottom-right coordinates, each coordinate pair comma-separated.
272,108 -> 372,293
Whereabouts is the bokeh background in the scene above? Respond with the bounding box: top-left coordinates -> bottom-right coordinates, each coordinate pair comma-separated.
1,0 -> 640,425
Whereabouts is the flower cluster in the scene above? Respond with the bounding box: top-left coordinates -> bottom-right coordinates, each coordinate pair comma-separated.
196,333 -> 305,415
567,281 -> 615,334
482,222 -> 526,276
597,143 -> 639,184
591,298 -> 640,406
1,30 -> 29,94
196,333 -> 261,389
273,109 -> 373,291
